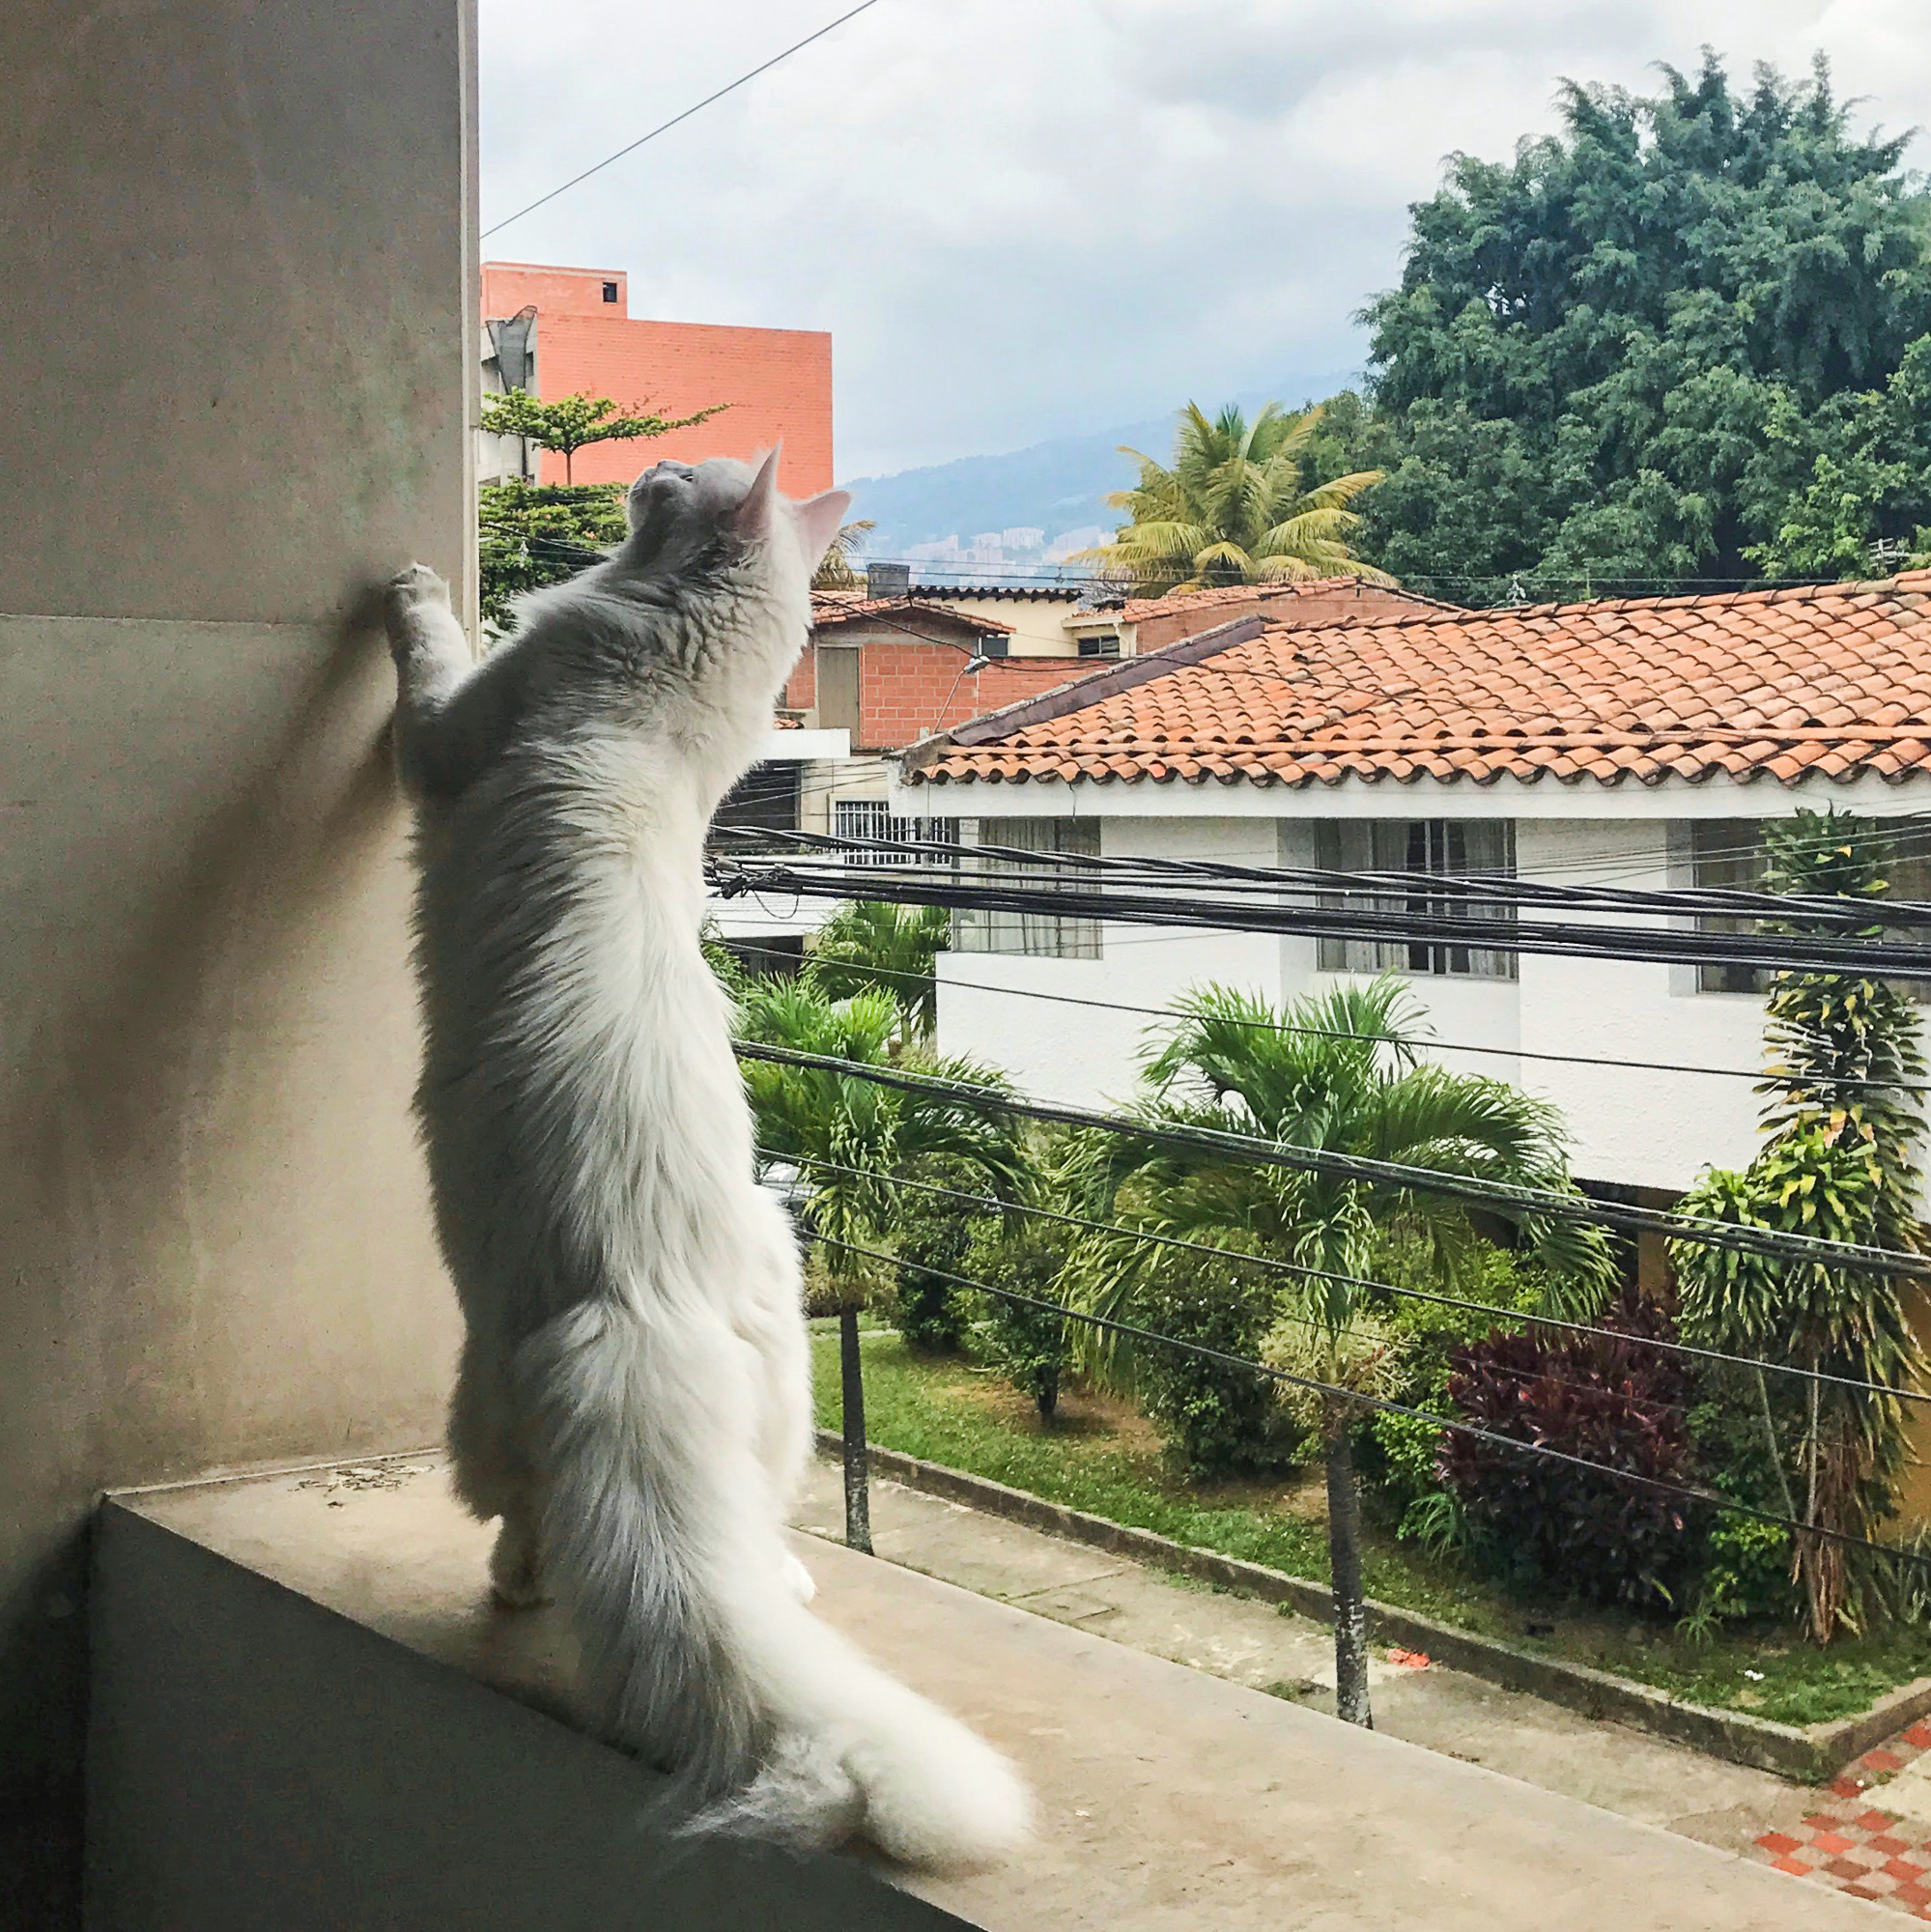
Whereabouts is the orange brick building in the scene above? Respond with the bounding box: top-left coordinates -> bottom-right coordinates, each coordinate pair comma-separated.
481,261 -> 833,495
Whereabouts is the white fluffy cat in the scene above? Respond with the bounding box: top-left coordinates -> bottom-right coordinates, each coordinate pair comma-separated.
383,451 -> 1030,1866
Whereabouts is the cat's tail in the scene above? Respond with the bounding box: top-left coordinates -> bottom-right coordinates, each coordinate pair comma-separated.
525,1296 -> 1032,1869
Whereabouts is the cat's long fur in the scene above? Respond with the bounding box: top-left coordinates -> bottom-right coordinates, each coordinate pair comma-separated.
383,452 -> 1030,1866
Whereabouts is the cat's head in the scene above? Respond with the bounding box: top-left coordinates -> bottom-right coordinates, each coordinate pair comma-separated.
623,450 -> 848,607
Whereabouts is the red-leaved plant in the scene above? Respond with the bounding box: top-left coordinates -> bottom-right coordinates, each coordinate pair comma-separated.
1439,1295 -> 1701,1609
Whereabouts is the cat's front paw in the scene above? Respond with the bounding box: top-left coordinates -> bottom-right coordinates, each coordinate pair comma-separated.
385,561 -> 450,619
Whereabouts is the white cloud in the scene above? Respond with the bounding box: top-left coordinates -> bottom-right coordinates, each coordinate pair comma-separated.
479,0 -> 1931,476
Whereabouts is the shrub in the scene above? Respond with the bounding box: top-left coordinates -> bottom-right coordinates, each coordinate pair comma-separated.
1132,1251 -> 1299,1479
971,1221 -> 1072,1420
890,1167 -> 978,1354
1439,1295 -> 1701,1609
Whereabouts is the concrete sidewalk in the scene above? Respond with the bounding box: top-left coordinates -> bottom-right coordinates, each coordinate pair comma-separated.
792,1459 -> 1817,1861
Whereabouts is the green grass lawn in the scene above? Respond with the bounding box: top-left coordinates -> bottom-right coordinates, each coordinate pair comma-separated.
811,1323 -> 1931,1732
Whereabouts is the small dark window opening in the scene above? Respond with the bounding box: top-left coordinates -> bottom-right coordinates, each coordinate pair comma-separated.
977,634 -> 1009,659
710,761 -> 801,841
601,281 -> 619,303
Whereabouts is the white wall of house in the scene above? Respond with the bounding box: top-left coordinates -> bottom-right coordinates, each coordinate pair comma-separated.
907,776 -> 1931,1200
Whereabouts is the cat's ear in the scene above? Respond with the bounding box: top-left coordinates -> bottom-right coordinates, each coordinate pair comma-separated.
730,447 -> 782,542
796,488 -> 854,565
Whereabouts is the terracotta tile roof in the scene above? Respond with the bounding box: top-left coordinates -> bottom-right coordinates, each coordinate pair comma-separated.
1068,579 -> 1456,626
906,573 -> 1931,791
810,592 -> 1013,635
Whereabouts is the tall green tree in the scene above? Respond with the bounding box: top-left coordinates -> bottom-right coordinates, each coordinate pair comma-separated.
1329,54 -> 1931,599
1670,809 -> 1929,1642
480,386 -> 727,485
1118,979 -> 1612,1726
1078,401 -> 1389,594
477,480 -> 626,634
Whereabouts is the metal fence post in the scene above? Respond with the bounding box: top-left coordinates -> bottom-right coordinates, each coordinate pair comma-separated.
838,1303 -> 873,1553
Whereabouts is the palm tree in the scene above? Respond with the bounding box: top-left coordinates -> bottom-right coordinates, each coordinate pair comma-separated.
737,979 -> 1027,1549
1077,401 -> 1391,594
808,899 -> 952,1038
811,518 -> 878,590
1118,978 -> 1612,1726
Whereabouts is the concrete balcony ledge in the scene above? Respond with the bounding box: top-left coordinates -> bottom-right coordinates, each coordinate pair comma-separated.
90,1455 -> 1866,1931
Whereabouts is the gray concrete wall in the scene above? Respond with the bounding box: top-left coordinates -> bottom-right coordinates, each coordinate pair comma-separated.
88,1507 -> 966,1932
0,5 -> 478,1920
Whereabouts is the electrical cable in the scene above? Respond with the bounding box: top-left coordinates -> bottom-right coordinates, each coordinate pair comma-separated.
747,947 -> 1931,1094
735,1041 -> 1931,1279
715,824 -> 1931,933
711,853 -> 1931,977
771,1148 -> 1931,1406
483,0 -> 889,240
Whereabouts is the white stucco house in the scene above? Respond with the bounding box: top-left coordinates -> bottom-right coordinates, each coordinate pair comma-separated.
890,571 -> 1931,1218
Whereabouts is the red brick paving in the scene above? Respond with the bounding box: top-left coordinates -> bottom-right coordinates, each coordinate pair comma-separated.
1751,1719 -> 1931,1918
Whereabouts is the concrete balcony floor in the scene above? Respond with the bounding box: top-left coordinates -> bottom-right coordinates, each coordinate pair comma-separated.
98,1456 -> 1867,1931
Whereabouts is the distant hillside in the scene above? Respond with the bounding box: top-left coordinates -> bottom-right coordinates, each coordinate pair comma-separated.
842,376 -> 1361,559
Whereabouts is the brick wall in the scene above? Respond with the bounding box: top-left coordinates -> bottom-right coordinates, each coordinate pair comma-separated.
480,259 -> 835,497
535,314 -> 834,495
483,260 -> 628,319
790,629 -> 1085,751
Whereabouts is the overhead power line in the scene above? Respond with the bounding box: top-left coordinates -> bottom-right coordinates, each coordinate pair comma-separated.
712,850 -> 1931,978
718,825 -> 1931,934
752,947 -> 1930,1094
775,1148 -> 1931,1406
735,1041 -> 1931,1279
483,0 -> 889,240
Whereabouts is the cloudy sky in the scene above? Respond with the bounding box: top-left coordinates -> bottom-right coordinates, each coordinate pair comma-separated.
478,0 -> 1931,480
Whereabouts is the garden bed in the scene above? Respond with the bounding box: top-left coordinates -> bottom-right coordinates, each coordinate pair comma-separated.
811,1325 -> 1931,1777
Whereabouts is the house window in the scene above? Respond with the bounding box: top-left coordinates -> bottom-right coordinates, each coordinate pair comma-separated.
833,798 -> 960,865
978,634 -> 1010,659
1690,819 -> 1931,994
955,818 -> 1102,959
1315,820 -> 1518,980
1076,632 -> 1121,659
601,280 -> 619,303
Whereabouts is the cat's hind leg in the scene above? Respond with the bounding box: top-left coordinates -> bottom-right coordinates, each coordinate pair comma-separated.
737,1192 -> 817,1603
448,1332 -> 550,1609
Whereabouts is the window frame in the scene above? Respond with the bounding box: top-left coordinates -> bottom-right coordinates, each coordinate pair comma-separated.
1314,818 -> 1519,981
953,817 -> 1102,960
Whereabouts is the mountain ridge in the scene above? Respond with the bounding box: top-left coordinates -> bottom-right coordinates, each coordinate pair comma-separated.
840,374 -> 1361,558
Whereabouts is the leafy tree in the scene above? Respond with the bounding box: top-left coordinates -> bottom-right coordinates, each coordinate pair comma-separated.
1670,808 -> 1929,1641
1116,978 -> 1613,1726
807,900 -> 952,1039
1330,54 -> 1931,598
736,979 -> 1026,1548
477,480 -> 626,634
1078,401 -> 1390,594
479,386 -> 727,485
